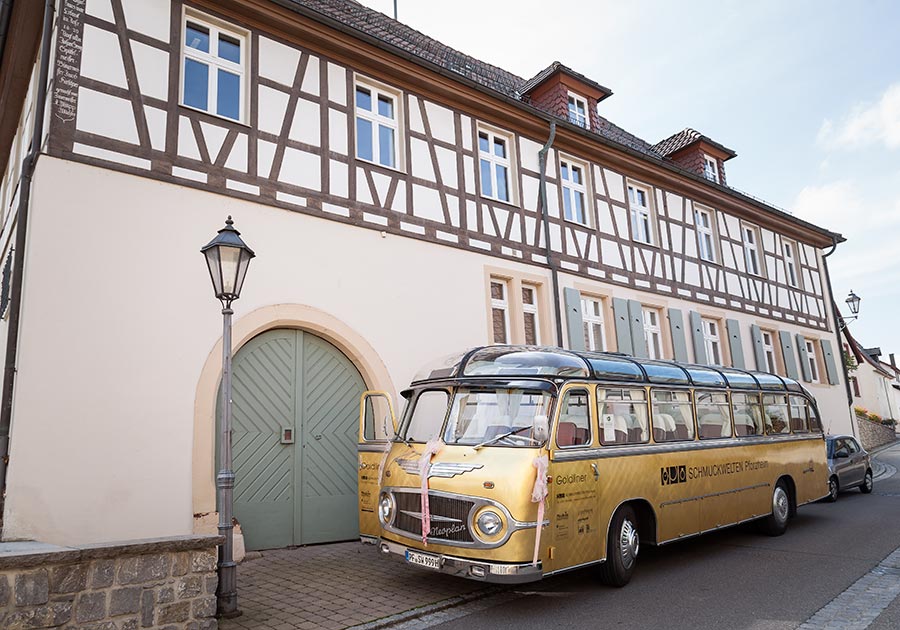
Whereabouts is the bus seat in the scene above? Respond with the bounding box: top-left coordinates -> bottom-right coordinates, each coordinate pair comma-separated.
557,421 -> 577,447
733,413 -> 755,436
613,415 -> 630,444
626,414 -> 644,442
484,425 -> 511,440
699,413 -> 724,439
654,413 -> 675,442
575,427 -> 589,445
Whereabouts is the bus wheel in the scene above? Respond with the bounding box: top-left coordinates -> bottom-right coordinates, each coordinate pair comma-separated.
827,476 -> 839,502
599,505 -> 639,587
760,481 -> 790,536
860,470 -> 874,494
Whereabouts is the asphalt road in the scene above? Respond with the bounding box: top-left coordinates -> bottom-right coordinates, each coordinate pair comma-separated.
426,442 -> 900,630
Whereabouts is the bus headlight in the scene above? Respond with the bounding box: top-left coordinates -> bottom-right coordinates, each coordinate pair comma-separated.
378,492 -> 394,525
476,510 -> 503,536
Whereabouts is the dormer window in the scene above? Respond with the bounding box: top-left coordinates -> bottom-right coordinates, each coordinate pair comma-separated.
703,154 -> 719,183
567,93 -> 588,129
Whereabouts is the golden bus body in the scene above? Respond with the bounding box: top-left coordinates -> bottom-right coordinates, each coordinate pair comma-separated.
357,347 -> 829,585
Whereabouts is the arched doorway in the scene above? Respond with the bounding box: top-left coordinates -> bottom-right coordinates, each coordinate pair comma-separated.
220,328 -> 366,550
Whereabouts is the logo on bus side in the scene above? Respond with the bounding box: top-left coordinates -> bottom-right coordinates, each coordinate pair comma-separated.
660,465 -> 687,486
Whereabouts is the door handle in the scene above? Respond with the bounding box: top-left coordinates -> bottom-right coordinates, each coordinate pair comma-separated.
591,463 -> 599,481
314,434 -> 323,440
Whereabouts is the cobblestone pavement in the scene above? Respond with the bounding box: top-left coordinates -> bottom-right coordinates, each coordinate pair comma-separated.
219,542 -> 492,630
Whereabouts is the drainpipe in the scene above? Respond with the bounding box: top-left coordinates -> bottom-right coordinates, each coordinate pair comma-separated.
0,0 -> 14,71
537,122 -> 562,347
0,0 -> 53,535
822,236 -> 855,433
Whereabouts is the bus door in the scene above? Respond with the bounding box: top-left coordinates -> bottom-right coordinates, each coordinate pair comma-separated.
358,391 -> 396,540
546,385 -> 602,573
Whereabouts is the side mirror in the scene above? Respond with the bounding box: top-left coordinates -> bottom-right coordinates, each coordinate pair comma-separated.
533,415 -> 549,442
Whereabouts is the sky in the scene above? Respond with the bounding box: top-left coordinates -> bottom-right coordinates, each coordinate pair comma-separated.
359,0 -> 900,359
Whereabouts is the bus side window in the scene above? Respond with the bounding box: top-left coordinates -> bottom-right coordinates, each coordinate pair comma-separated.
806,399 -> 823,433
697,391 -> 732,439
651,390 -> 694,442
788,396 -> 809,433
733,393 -> 764,436
556,389 -> 591,448
763,395 -> 790,435
598,388 -> 649,445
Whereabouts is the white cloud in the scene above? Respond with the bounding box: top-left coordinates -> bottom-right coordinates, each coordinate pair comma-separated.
817,83 -> 900,150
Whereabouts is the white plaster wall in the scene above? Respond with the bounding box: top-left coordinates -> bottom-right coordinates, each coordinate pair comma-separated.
855,364 -> 896,421
2,157 -> 547,545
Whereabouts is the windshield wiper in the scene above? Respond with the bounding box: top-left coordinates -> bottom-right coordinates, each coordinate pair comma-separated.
473,426 -> 537,450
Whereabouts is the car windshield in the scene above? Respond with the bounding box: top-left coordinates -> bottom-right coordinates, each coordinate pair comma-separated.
443,388 -> 553,447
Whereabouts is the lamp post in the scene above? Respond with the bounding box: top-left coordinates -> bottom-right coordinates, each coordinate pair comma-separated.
201,216 -> 255,618
841,290 -> 862,329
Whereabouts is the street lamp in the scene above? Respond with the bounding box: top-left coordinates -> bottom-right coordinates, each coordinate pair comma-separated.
201,216 -> 255,619
840,290 -> 862,329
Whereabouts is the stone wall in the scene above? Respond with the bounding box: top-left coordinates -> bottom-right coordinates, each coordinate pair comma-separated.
0,535 -> 221,630
857,414 -> 897,451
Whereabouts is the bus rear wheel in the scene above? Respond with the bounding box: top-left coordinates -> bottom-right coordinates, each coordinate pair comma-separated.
599,505 -> 639,587
760,481 -> 790,536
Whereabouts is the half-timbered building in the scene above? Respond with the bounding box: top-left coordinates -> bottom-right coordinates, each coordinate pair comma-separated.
0,0 -> 854,549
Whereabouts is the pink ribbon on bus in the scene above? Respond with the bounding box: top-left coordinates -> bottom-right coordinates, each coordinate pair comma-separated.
531,455 -> 549,566
418,438 -> 444,545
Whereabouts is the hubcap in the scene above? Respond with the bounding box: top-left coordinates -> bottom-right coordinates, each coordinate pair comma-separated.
773,486 -> 789,522
865,473 -> 873,491
619,518 -> 639,569
830,479 -> 838,498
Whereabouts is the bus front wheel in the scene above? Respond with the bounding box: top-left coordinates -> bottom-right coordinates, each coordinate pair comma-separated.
599,505 -> 639,587
760,481 -> 790,536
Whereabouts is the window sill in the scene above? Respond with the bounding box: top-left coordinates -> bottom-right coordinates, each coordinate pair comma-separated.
563,217 -> 593,229
479,194 -> 520,210
355,156 -> 407,176
179,103 -> 250,129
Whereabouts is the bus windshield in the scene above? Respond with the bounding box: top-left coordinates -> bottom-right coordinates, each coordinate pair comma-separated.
443,388 -> 552,447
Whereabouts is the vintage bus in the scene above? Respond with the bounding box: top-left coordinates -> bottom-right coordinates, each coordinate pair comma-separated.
357,346 -> 829,586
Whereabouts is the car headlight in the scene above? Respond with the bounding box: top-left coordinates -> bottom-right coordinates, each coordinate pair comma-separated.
476,510 -> 503,536
378,492 -> 394,525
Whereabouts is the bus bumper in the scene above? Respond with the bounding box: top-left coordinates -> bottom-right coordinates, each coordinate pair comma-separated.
378,539 -> 543,584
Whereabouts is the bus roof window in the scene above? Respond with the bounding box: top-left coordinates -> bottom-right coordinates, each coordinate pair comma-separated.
463,347 -> 590,378
718,369 -> 759,389
684,366 -> 726,387
782,378 -> 804,393
634,360 -> 690,385
411,349 -> 473,382
751,372 -> 786,390
585,354 -> 644,382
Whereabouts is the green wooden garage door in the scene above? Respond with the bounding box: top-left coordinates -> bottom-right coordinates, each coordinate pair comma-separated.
221,328 -> 366,550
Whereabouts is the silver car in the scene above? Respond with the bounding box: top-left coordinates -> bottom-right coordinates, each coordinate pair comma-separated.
825,434 -> 873,502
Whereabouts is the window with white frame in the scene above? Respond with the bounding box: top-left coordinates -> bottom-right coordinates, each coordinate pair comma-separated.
478,127 -> 513,203
628,184 -> 654,245
783,240 -> 800,288
560,158 -> 589,226
581,296 -> 606,351
355,81 -> 400,169
490,279 -> 510,344
702,318 -> 722,365
762,330 -> 777,373
805,339 -> 820,383
181,12 -> 247,122
694,207 -> 717,263
703,154 -> 719,183
642,307 -> 663,360
522,284 -> 540,345
567,93 -> 588,129
742,225 -> 762,276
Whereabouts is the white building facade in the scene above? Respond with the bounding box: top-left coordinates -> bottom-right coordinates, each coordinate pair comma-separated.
0,0 -> 854,548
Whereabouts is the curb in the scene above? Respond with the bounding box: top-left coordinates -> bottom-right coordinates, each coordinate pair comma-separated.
344,586 -> 507,630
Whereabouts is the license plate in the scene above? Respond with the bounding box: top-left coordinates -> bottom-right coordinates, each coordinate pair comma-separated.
405,549 -> 441,570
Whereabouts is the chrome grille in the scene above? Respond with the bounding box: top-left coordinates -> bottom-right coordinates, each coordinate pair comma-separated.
394,491 -> 475,543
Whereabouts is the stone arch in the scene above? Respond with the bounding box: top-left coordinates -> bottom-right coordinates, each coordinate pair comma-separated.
191,303 -> 394,516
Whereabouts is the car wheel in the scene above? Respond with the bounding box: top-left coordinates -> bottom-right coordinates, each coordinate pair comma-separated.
760,481 -> 790,536
599,505 -> 639,587
826,476 -> 839,502
860,470 -> 874,494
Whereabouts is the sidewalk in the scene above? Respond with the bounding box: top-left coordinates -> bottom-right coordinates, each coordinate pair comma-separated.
220,542 -> 496,630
